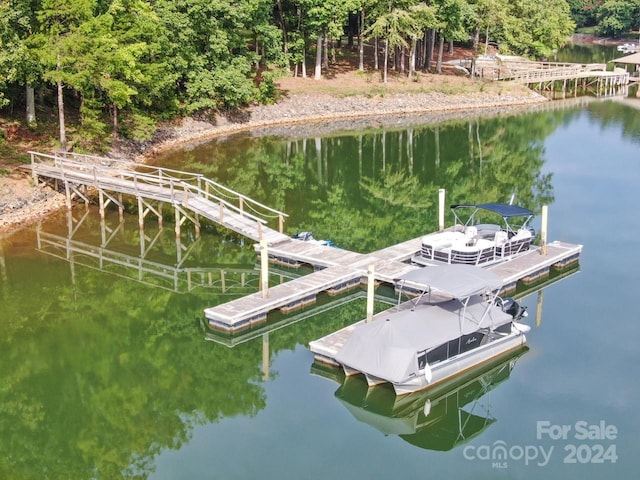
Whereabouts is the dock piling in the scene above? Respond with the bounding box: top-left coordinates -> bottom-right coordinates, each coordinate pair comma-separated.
536,289 -> 544,327
260,240 -> 269,299
540,205 -> 548,255
366,264 -> 375,323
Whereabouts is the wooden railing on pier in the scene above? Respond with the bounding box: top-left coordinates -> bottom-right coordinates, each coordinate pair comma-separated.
29,151 -> 290,245
503,62 -> 627,83
470,58 -> 629,97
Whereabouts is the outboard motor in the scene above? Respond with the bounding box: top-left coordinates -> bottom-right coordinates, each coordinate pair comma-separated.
292,231 -> 336,247
500,297 -> 528,320
292,231 -> 314,241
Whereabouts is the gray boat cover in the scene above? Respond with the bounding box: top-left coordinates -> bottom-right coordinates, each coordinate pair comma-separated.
396,264 -> 502,298
334,296 -> 512,384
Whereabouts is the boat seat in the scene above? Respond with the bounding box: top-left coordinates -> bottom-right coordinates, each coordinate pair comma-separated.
422,231 -> 463,250
431,240 -> 453,249
475,223 -> 501,239
494,230 -> 508,246
511,228 -> 532,241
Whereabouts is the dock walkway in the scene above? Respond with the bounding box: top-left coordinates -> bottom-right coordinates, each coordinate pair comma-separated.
205,236 -> 582,331
29,151 -> 290,245
204,240 -> 423,330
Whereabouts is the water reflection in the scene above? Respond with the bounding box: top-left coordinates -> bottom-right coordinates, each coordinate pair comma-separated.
555,42 -> 619,65
315,348 -> 527,452
152,111 -> 564,253
32,207 -> 304,295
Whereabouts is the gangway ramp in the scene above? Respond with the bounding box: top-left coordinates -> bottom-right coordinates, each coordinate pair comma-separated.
29,151 -> 290,245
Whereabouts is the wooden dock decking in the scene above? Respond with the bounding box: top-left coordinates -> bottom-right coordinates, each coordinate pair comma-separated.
205,235 -> 582,332
204,239 -> 424,330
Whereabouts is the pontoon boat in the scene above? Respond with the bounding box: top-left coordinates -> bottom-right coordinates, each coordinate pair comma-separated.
333,264 -> 529,395
412,203 -> 536,267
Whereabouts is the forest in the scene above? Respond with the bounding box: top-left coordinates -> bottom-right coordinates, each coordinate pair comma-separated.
0,0 -> 637,152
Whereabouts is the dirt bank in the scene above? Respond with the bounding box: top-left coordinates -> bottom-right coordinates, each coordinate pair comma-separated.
0,78 -> 547,235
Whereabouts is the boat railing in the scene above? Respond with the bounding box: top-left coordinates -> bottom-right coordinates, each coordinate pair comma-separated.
421,230 -> 532,266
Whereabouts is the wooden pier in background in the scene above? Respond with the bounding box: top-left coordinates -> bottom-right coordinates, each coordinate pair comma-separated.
474,59 -> 630,97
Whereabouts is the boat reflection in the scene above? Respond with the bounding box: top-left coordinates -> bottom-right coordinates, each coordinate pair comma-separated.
314,347 -> 527,451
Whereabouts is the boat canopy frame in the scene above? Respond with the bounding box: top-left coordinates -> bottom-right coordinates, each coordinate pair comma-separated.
394,265 -> 504,331
450,203 -> 534,234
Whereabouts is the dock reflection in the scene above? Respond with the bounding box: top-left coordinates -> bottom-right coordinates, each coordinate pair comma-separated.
312,348 -> 528,451
35,209 -> 301,295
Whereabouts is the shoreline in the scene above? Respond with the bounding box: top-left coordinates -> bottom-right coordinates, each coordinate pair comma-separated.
138,89 -> 548,158
1,88 -> 548,236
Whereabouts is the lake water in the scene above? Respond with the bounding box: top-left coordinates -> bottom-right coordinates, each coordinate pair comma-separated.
2,52 -> 639,479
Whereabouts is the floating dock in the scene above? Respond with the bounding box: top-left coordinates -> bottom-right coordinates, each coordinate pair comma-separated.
308,240 -> 581,366
205,238 -> 582,332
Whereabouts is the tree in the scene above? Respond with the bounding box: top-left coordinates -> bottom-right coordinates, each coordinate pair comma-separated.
367,1 -> 428,83
500,0 -> 575,58
597,0 -> 640,38
567,0 -> 602,28
55,0 -> 162,144
153,0 -> 259,112
432,0 -> 470,73
0,0 -> 42,123
299,0 -> 357,80
466,0 -> 509,74
31,0 -> 96,151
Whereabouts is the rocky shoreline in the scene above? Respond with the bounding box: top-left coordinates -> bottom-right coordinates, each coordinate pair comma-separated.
0,171 -> 67,234
1,88 -> 548,235
140,89 -> 547,157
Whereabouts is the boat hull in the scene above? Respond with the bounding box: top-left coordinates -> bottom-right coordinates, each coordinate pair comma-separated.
392,327 -> 528,395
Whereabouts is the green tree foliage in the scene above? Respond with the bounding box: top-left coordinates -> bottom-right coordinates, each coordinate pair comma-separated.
0,0 -> 42,110
500,0 -> 575,58
466,0 -> 509,56
567,0 -> 640,34
567,0 -> 602,28
156,0 -> 257,111
596,0 -> 640,37
0,0 -> 580,149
